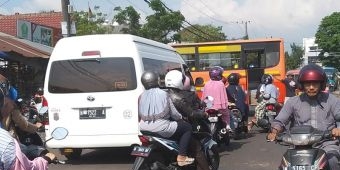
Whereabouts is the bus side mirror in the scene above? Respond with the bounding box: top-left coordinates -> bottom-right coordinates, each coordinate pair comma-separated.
195,77 -> 204,87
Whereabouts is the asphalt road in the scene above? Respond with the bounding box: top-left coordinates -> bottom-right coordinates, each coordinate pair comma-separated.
49,127 -> 287,170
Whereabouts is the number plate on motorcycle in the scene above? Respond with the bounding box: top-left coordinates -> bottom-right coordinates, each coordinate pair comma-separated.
131,146 -> 151,157
290,165 -> 317,170
79,108 -> 106,119
208,116 -> 218,123
266,111 -> 277,116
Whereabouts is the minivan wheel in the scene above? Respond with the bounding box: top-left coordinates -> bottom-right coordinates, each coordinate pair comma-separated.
64,148 -> 82,160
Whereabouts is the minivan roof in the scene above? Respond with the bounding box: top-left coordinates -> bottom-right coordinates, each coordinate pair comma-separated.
56,34 -> 176,52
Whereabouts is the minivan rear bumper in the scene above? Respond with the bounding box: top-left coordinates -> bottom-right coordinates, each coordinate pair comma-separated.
46,134 -> 141,148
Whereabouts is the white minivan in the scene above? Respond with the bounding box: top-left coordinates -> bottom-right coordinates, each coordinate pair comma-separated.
44,34 -> 186,159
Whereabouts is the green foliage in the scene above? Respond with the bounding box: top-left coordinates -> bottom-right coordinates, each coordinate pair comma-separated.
113,6 -> 141,35
179,24 -> 226,43
139,0 -> 185,43
285,43 -> 304,71
315,12 -> 340,69
72,10 -> 106,35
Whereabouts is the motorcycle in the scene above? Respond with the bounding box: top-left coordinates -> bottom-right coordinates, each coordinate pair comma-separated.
204,96 -> 230,146
257,94 -> 281,132
131,130 -> 220,170
274,125 -> 333,170
228,103 -> 247,140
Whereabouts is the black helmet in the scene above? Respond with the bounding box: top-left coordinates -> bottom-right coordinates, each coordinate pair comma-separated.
227,73 -> 240,85
298,64 -> 326,90
36,87 -> 44,95
261,74 -> 273,85
141,71 -> 159,90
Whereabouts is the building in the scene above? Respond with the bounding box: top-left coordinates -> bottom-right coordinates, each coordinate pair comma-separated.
0,12 -> 63,98
302,37 -> 322,66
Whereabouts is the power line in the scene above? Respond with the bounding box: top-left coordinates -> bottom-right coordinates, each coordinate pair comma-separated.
144,0 -> 222,40
0,0 -> 10,8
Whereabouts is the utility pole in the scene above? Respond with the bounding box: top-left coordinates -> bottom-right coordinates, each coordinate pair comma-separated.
61,0 -> 71,37
236,21 -> 251,40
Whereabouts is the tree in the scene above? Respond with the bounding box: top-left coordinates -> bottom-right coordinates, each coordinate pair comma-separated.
112,0 -> 185,43
285,43 -> 304,71
315,12 -> 340,69
179,24 -> 226,43
139,0 -> 185,43
113,6 -> 141,35
71,8 -> 107,35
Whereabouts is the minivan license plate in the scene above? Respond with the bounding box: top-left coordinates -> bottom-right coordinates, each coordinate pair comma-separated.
79,108 -> 106,119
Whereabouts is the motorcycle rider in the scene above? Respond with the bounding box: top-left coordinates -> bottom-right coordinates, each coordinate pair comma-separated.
201,66 -> 231,131
226,73 -> 249,133
138,71 -> 195,166
248,74 -> 279,131
267,64 -> 340,170
165,69 -> 210,170
34,87 -> 48,107
0,74 -> 53,159
0,81 -> 55,170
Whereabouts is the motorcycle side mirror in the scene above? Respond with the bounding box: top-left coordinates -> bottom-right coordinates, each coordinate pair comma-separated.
194,77 -> 204,87
45,127 -> 69,144
38,106 -> 48,115
51,127 -> 69,140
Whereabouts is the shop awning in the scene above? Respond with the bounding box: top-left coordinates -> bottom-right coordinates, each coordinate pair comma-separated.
0,32 -> 53,58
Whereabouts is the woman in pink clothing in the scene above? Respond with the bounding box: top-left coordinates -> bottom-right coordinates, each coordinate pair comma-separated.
201,66 -> 231,130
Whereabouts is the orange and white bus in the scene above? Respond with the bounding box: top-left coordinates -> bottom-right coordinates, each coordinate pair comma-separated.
171,38 -> 286,105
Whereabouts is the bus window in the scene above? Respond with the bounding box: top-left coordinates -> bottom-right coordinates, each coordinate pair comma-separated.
198,52 -> 241,71
181,54 -> 195,71
245,50 -> 265,68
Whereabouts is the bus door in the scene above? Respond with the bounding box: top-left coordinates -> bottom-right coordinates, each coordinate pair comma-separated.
244,49 -> 265,105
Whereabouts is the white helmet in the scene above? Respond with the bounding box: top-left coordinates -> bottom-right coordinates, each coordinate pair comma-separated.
165,70 -> 186,90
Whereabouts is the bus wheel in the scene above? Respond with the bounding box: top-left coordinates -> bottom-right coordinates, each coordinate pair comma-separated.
64,149 -> 82,160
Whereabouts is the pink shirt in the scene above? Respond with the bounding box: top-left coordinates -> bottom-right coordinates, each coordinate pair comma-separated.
202,80 -> 228,110
10,140 -> 48,170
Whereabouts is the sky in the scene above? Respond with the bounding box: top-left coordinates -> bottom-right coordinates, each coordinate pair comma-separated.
1,0 -> 340,51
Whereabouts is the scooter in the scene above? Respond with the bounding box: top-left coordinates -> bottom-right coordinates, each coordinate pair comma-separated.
131,130 -> 220,170
275,125 -> 332,170
228,103 -> 247,140
256,94 -> 281,132
204,96 -> 230,146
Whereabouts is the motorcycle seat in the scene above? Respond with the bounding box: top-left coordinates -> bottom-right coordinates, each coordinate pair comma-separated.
140,131 -> 166,138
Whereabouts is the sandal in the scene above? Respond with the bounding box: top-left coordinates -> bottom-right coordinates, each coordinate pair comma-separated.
177,157 -> 195,166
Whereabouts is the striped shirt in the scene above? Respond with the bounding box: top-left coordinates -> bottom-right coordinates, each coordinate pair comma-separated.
0,128 -> 16,170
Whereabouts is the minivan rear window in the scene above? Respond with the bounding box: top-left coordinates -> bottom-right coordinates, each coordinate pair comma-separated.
48,57 -> 137,93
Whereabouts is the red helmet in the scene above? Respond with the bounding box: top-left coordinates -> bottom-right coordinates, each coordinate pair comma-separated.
298,64 -> 327,90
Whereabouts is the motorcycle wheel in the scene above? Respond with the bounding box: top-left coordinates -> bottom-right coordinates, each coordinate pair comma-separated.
206,144 -> 220,170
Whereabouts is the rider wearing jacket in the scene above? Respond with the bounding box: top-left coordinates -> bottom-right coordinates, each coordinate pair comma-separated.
226,73 -> 249,133
267,64 -> 340,170
201,66 -> 231,130
165,70 -> 210,170
0,74 -> 42,138
138,71 -> 194,166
